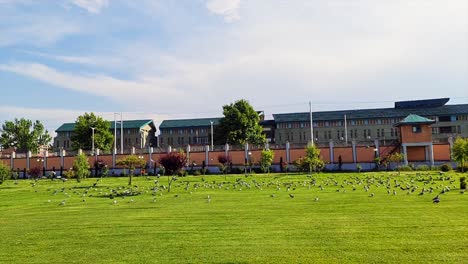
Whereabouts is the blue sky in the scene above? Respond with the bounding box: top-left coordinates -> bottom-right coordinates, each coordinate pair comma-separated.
0,0 -> 467,135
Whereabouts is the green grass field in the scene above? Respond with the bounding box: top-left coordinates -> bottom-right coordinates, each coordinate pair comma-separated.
0,171 -> 466,263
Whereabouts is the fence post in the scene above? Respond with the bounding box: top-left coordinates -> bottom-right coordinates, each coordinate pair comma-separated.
285,142 -> 290,164
329,140 -> 334,165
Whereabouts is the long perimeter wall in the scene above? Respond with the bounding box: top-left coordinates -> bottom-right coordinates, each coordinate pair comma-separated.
0,144 -> 452,172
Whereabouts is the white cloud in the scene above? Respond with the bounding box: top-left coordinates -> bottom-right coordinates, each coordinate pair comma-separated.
206,0 -> 241,22
70,0 -> 108,14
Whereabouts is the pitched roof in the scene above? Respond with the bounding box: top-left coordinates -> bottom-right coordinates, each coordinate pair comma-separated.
55,119 -> 155,132
273,104 -> 468,123
395,98 -> 449,109
159,117 -> 221,129
394,114 -> 435,126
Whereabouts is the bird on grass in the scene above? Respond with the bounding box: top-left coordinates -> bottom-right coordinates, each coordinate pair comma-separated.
370,193 -> 375,197
314,197 -> 319,202
433,196 -> 440,203
270,194 -> 276,198
289,194 -> 295,198
60,200 -> 65,206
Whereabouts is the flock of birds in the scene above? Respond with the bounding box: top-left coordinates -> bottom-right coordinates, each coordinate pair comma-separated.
33,172 -> 463,206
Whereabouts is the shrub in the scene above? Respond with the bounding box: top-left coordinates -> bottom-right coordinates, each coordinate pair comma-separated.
398,165 -> 413,171
460,177 -> 466,190
0,162 -> 10,184
230,167 -> 243,174
416,165 -> 430,171
29,166 -> 42,179
193,170 -> 202,176
440,163 -> 452,172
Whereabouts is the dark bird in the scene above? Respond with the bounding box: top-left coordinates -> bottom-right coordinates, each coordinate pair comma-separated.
289,194 -> 295,198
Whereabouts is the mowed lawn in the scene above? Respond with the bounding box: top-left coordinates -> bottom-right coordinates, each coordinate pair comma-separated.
0,172 -> 466,263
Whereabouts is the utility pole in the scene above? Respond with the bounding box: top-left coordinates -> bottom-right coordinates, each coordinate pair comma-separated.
309,101 -> 314,145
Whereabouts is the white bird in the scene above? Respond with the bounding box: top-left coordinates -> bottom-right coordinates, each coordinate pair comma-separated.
314,197 -> 319,202
113,200 -> 118,204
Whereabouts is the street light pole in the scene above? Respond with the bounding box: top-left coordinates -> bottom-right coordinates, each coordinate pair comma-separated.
210,121 -> 214,151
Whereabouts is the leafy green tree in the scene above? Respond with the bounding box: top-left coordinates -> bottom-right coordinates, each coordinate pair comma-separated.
388,152 -> 404,173
452,137 -> 468,172
71,113 -> 113,152
159,151 -> 187,192
260,149 -> 274,174
0,118 -> 51,153
305,144 -> 324,174
0,162 -> 10,184
215,99 -> 265,145
73,153 -> 90,183
117,155 -> 146,186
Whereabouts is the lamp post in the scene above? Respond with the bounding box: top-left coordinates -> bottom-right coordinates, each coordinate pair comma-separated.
210,121 -> 214,151
90,127 -> 95,155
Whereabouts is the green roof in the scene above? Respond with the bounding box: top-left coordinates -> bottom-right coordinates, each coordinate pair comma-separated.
394,114 -> 435,126
160,118 -> 221,129
55,119 -> 155,132
273,104 -> 468,122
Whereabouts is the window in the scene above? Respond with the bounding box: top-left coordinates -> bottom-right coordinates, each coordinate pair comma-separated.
412,125 -> 422,133
169,129 -> 173,135
439,116 -> 450,122
377,119 -> 382,125
351,120 -> 356,126
190,129 -> 194,134
288,123 -> 292,129
300,122 -> 305,128
364,120 -> 369,125
325,121 -> 330,127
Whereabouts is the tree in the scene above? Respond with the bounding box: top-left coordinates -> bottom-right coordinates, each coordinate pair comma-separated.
116,155 -> 146,186
452,137 -> 468,172
73,153 -> 90,183
0,162 -> 10,184
215,99 -> 265,145
260,149 -> 274,174
0,118 -> 51,153
305,144 -> 324,174
71,113 -> 113,152
388,152 -> 404,173
159,151 -> 187,192
218,154 -> 231,179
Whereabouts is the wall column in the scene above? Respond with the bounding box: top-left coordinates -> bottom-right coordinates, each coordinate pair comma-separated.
10,152 -> 15,170
27,151 -> 31,171
186,144 -> 191,164
112,148 -> 116,168
402,144 -> 408,165
352,140 -> 357,164
205,145 -> 210,165
448,136 -> 453,161
285,141 -> 290,164
329,140 -> 334,164
224,143 -> 229,157
429,143 -> 434,167
374,139 -> 380,158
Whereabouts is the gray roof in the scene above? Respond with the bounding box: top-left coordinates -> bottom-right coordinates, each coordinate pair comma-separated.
56,119 -> 155,132
273,104 -> 468,123
160,118 -> 222,129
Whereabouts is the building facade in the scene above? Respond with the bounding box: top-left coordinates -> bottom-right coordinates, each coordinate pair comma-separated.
273,98 -> 468,146
54,119 -> 157,152
159,118 -> 221,148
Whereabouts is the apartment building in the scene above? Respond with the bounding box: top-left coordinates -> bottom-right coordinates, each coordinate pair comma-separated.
273,98 -> 468,146
54,119 -> 157,152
